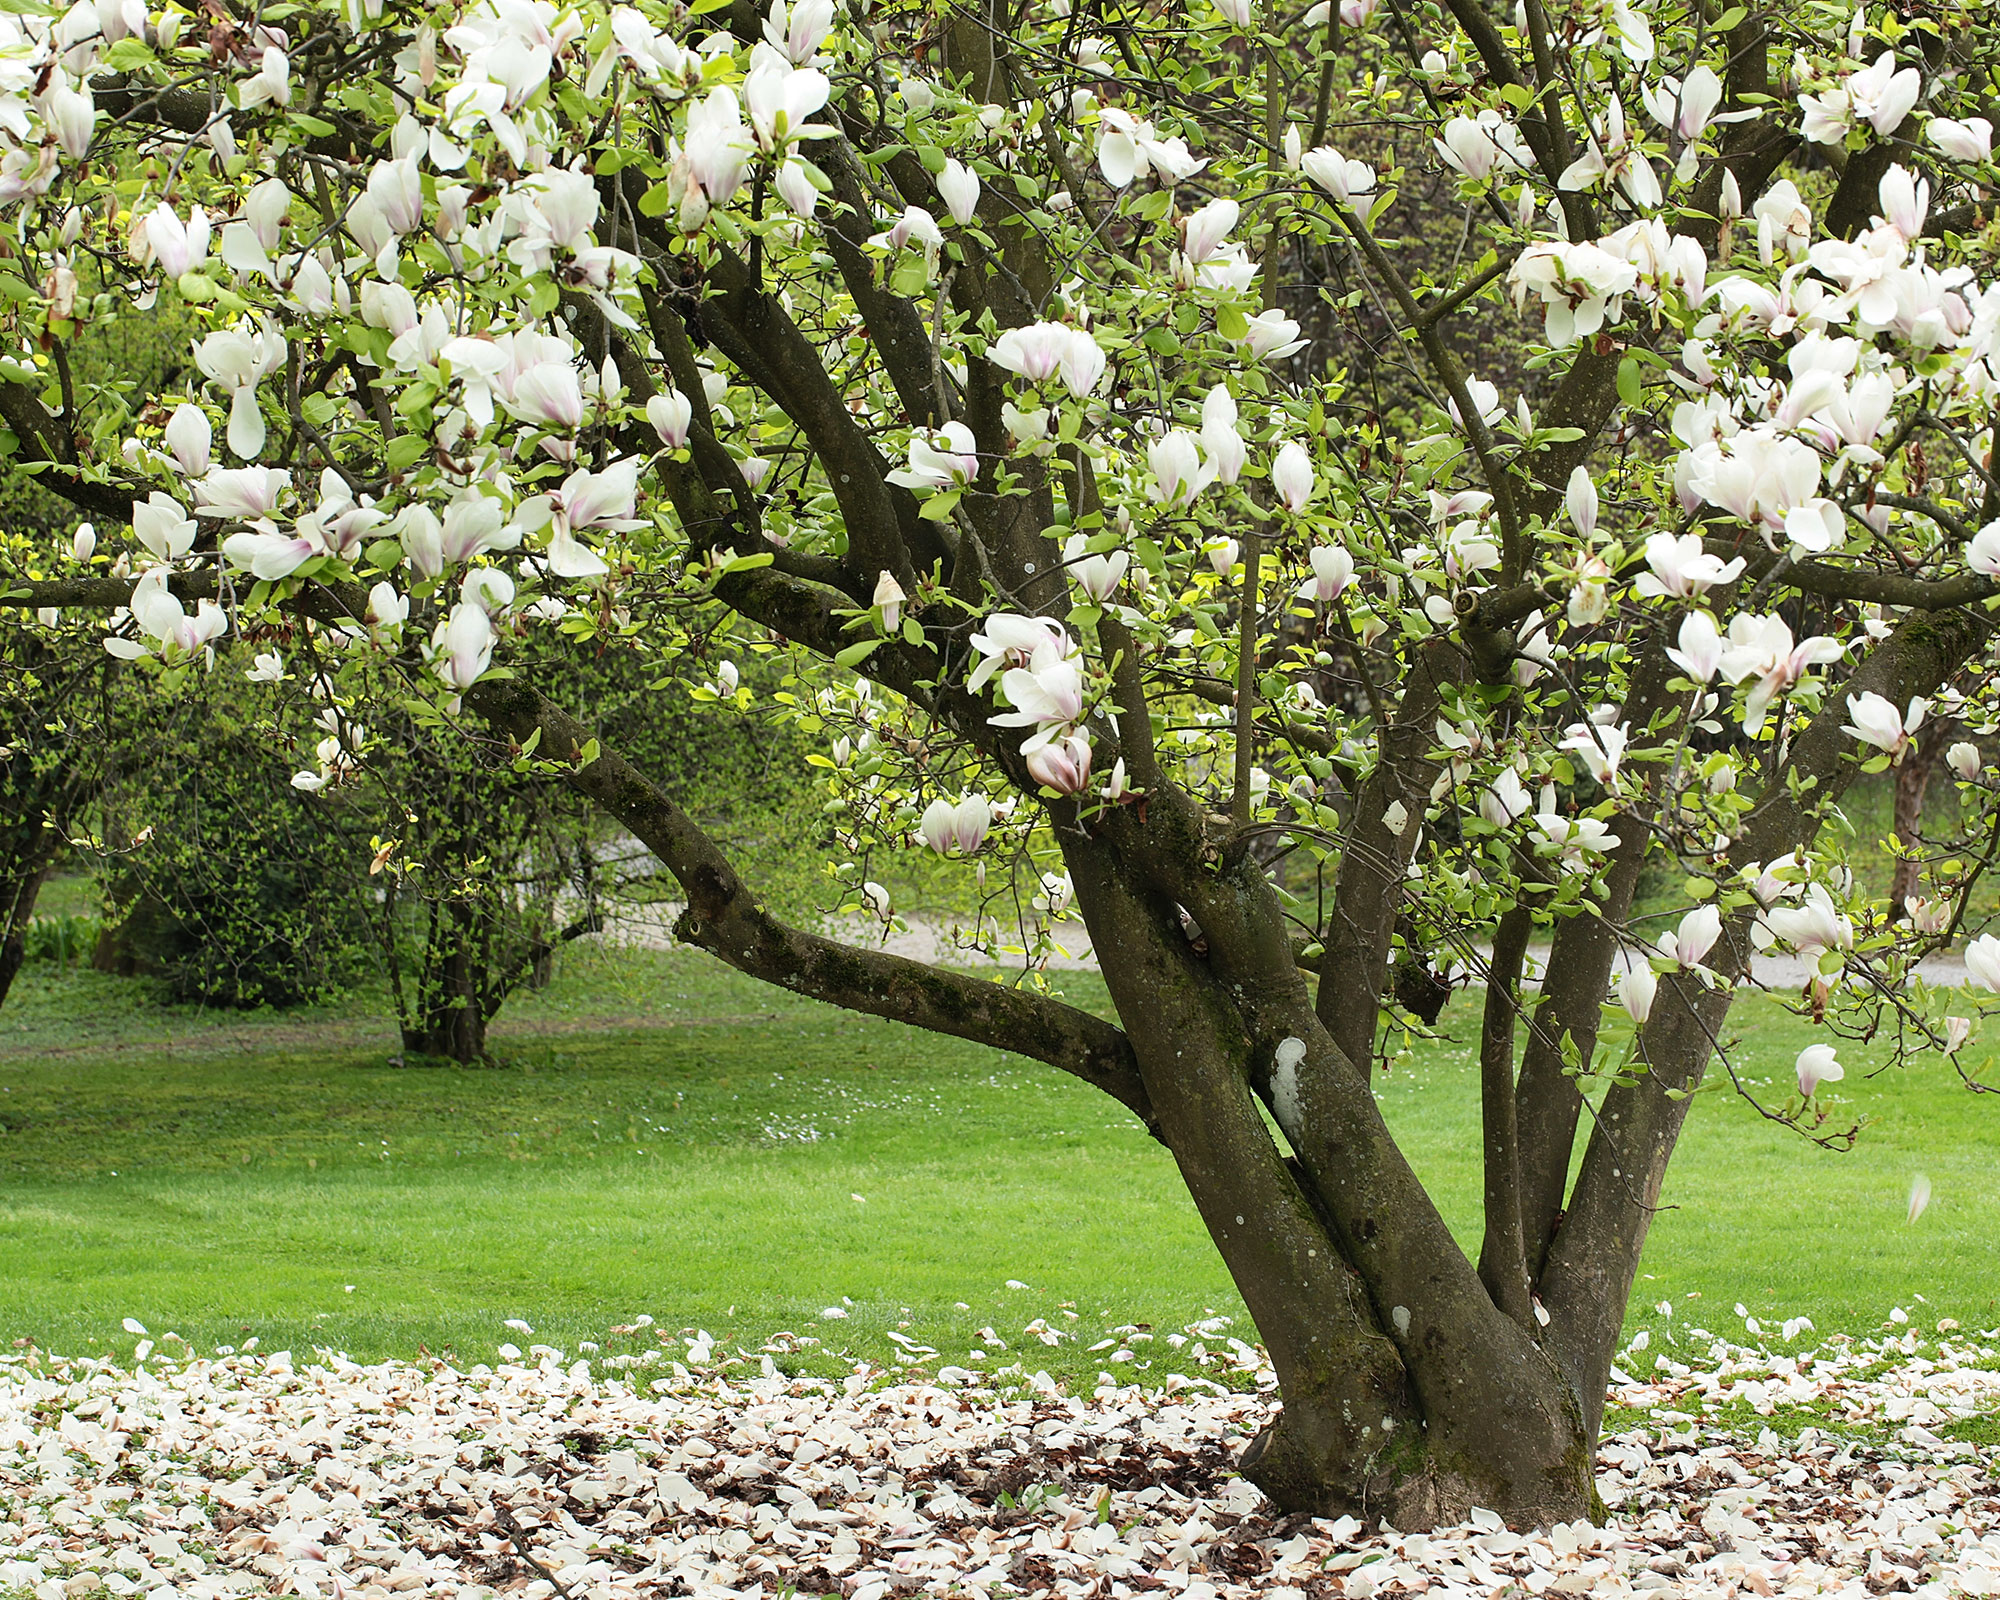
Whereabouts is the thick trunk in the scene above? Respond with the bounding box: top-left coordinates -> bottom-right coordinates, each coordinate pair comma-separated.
1067,842 -> 1595,1528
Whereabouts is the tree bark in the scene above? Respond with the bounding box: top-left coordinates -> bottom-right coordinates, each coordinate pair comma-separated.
1888,723 -> 1947,917
0,857 -> 52,1008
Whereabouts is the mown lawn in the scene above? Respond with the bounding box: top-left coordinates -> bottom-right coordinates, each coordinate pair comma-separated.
0,945 -> 1993,1383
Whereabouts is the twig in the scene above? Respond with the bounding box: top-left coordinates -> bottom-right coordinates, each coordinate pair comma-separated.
493,1502 -> 577,1599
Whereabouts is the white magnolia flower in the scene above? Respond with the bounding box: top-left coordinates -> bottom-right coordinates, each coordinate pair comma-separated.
987,322 -> 1106,396
1928,115 -> 1994,163
937,158 -> 981,226
1301,145 -> 1377,206
1271,441 -> 1315,512
1967,933 -> 2000,993
1842,691 -> 1927,761
920,794 -> 991,856
887,421 -> 980,492
1795,1043 -> 1844,1097
1634,532 -> 1746,600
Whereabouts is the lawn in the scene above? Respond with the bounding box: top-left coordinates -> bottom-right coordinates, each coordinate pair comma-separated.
0,942 -> 1993,1386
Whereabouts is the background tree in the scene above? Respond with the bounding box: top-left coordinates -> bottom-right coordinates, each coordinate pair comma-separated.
4,0 -> 2000,1529
0,615 -> 112,1008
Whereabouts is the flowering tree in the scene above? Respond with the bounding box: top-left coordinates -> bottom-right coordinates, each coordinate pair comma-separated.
5,0 -> 2000,1526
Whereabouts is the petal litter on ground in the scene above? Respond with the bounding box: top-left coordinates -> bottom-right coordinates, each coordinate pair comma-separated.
2,1321 -> 1998,1600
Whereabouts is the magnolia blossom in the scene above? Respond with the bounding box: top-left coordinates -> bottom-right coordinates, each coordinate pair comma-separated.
1179,197 -> 1236,264
1556,98 -> 1661,211
1967,934 -> 2000,994
1301,146 -> 1376,206
192,466 -> 290,523
1640,65 -> 1727,141
1800,53 -> 1922,145
104,569 -> 228,662
1200,386 -> 1246,483
131,494 -> 196,564
1948,741 -> 1982,781
1147,430 -> 1215,508
1764,885 -> 1854,962
1659,904 -> 1722,970
1027,730 -> 1094,794
195,321 -> 286,459
1238,309 -> 1306,361
1272,442 -> 1314,513
433,601 -> 494,692
142,204 -> 210,279
1509,242 -> 1638,347
1436,111 -> 1527,179
1795,1043 -> 1844,1097
888,421 -> 979,492
992,639 -> 1085,750
1480,768 -> 1531,826
1618,963 -> 1658,1025
919,794 -> 991,856
222,524 -> 323,581
1842,691 -> 1927,762
968,614 -> 1070,691
1561,720 -> 1628,787
1683,429 -> 1821,528
873,571 -> 906,631
1634,533 -> 1746,600
1566,467 -> 1599,541
165,404 -> 212,476
1062,533 -> 1128,603
1720,614 -> 1845,736
937,159 -> 981,227
1967,519 -> 2000,577
646,390 -> 693,449
1929,116 -> 1994,163
1095,108 -> 1204,188
367,580 -> 408,629
987,323 -> 1106,397
1298,544 -> 1353,603
1665,609 -> 1724,682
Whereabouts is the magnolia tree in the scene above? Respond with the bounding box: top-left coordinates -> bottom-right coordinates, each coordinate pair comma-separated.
3,0 -> 2000,1528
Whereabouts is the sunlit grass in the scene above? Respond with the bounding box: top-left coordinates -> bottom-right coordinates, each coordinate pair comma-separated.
1,946 -> 1993,1384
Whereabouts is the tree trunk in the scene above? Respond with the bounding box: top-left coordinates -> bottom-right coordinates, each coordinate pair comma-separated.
401,936 -> 488,1062
1066,843 -> 1596,1528
0,858 -> 51,1008
1888,723 -> 1947,917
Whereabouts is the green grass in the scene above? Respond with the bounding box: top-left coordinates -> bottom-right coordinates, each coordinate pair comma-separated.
0,946 -> 1995,1388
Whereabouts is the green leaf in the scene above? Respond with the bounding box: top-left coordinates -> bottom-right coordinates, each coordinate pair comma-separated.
1616,355 -> 1642,407
576,738 -> 601,768
889,256 -> 931,297
835,639 -> 884,669
102,36 -> 154,69
720,551 -> 775,575
901,616 -> 925,646
1215,303 -> 1250,342
639,182 -> 676,218
918,489 -> 962,522
384,435 -> 430,472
